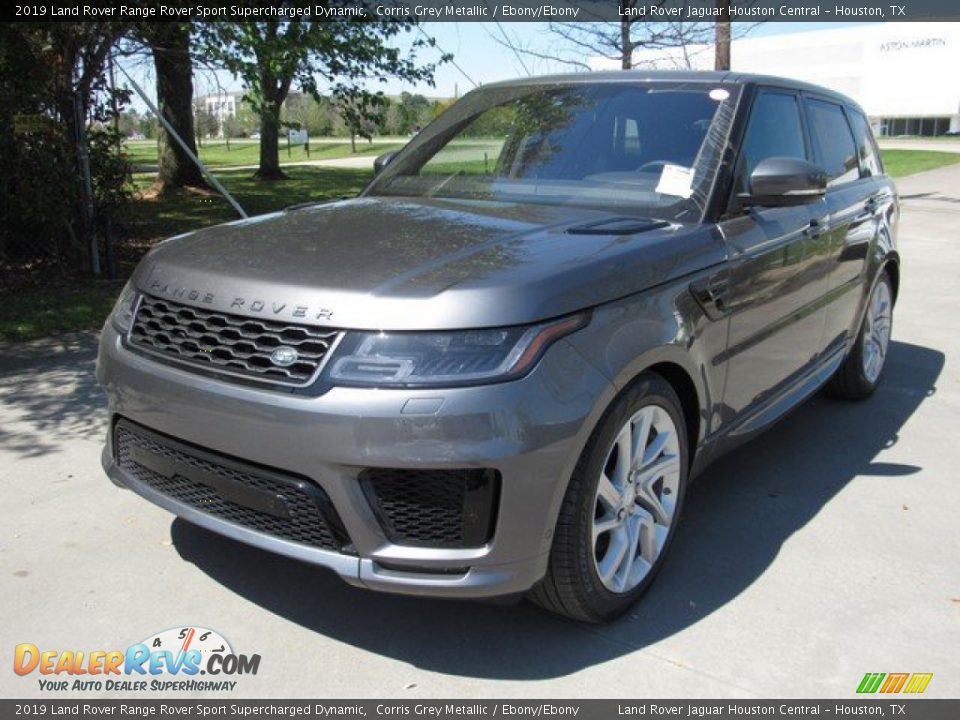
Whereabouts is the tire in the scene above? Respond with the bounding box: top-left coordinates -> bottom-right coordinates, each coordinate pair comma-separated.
529,373 -> 689,623
826,270 -> 894,401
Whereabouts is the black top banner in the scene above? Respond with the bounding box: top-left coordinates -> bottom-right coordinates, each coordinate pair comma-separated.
8,0 -> 960,23
3,700 -> 960,720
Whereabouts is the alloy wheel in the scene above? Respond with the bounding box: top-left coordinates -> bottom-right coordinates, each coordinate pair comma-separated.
591,404 -> 681,594
862,279 -> 892,384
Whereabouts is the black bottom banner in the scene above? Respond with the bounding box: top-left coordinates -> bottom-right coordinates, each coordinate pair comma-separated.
2,700 -> 959,720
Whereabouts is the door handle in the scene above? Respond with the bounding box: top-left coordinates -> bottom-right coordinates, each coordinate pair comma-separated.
804,219 -> 827,239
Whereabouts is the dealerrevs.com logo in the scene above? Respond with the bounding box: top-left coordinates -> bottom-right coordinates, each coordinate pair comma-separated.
14,626 -> 261,693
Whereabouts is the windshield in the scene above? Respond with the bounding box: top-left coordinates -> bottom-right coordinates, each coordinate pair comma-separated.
367,81 -> 741,223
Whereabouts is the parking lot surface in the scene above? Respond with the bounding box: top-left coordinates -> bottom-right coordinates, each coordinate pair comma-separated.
2,166 -> 958,699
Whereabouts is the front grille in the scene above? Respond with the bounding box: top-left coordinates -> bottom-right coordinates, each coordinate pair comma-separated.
128,294 -> 339,387
360,468 -> 500,548
114,419 -> 350,552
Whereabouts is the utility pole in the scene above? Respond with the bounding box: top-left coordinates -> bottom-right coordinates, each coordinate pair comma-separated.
715,0 -> 732,71
74,90 -> 99,276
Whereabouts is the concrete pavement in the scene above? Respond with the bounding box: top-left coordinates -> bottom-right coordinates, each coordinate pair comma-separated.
1,167 -> 958,699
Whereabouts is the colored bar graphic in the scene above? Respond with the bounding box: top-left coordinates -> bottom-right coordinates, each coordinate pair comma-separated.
857,673 -> 886,694
903,673 -> 933,694
857,672 -> 933,694
880,673 -> 909,693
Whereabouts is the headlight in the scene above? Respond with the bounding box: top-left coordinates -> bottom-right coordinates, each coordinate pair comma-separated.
110,281 -> 138,333
325,313 -> 588,388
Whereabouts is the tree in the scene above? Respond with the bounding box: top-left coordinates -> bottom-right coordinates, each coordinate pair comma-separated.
715,0 -> 732,70
199,13 -> 444,179
117,110 -> 140,137
192,100 -> 219,144
396,92 -> 431,134
334,94 -> 378,153
489,9 -> 713,71
488,11 -> 757,72
234,98 -> 260,136
221,115 -> 247,139
0,23 -> 132,280
140,114 -> 159,140
138,21 -> 205,192
282,94 -> 336,138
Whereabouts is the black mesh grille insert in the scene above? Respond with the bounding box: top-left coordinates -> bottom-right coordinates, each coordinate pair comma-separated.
114,419 -> 350,552
128,294 -> 339,387
360,468 -> 500,548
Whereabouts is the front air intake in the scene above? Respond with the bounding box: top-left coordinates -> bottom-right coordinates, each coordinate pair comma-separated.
360,468 -> 501,549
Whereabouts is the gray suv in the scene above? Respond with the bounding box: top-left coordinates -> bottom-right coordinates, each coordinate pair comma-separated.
98,72 -> 898,622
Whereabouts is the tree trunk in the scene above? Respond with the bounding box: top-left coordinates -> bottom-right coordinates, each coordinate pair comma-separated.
715,3 -> 732,71
620,19 -> 632,70
151,23 -> 204,192
256,103 -> 286,180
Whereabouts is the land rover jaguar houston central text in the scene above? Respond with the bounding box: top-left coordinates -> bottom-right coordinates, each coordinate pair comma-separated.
98,72 -> 898,622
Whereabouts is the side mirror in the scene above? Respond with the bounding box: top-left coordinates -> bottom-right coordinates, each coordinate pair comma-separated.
741,157 -> 828,207
373,151 -> 398,175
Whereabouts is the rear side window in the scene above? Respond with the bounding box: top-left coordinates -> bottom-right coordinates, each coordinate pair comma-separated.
848,111 -> 883,178
739,91 -> 807,184
805,99 -> 859,186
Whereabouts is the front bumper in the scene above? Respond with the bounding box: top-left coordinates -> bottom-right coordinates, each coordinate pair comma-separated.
97,324 -> 614,598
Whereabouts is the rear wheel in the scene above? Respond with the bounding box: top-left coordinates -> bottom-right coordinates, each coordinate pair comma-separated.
529,373 -> 688,623
827,271 -> 893,400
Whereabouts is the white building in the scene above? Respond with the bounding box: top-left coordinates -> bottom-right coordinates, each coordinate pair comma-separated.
198,91 -> 305,137
201,91 -> 243,125
591,23 -> 960,136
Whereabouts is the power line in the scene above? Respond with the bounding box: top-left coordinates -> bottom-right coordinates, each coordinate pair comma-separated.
416,25 -> 478,89
494,20 -> 531,76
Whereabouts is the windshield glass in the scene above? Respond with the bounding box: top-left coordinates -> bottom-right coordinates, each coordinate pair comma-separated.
367,81 -> 741,223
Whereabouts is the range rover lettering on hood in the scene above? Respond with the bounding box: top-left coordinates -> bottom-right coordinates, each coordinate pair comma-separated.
147,280 -> 335,322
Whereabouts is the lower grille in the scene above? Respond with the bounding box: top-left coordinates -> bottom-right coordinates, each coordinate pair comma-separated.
114,419 -> 350,552
360,468 -> 500,548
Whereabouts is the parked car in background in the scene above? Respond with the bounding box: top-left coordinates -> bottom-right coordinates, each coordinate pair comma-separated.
98,72 -> 898,622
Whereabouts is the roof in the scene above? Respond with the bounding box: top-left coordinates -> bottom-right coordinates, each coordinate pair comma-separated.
481,69 -> 861,110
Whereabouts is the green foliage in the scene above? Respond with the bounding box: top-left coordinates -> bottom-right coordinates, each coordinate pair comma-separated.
193,101 -> 220,140
196,16 -> 447,175
0,22 -> 132,285
140,114 -> 159,140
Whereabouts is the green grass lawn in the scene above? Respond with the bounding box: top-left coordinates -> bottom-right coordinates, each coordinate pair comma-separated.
0,279 -> 126,343
880,149 -> 960,177
126,165 -> 373,242
123,139 -> 404,168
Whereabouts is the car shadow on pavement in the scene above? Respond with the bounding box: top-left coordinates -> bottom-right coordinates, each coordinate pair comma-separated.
171,340 -> 943,680
0,332 -> 106,457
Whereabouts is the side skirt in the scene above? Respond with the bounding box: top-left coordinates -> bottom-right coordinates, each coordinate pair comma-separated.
692,346 -> 846,475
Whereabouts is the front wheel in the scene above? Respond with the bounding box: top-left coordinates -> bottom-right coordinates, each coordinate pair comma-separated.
827,271 -> 894,400
529,373 -> 688,623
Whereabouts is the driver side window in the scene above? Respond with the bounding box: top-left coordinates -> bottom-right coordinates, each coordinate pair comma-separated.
737,91 -> 807,196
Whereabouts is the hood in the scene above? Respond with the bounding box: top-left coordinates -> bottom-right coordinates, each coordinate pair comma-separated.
134,196 -> 726,331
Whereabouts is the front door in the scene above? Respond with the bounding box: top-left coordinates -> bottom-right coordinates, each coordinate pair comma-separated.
716,89 -> 832,429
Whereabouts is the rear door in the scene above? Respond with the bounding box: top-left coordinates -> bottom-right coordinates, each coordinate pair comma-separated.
715,88 -> 832,427
805,98 -> 889,354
